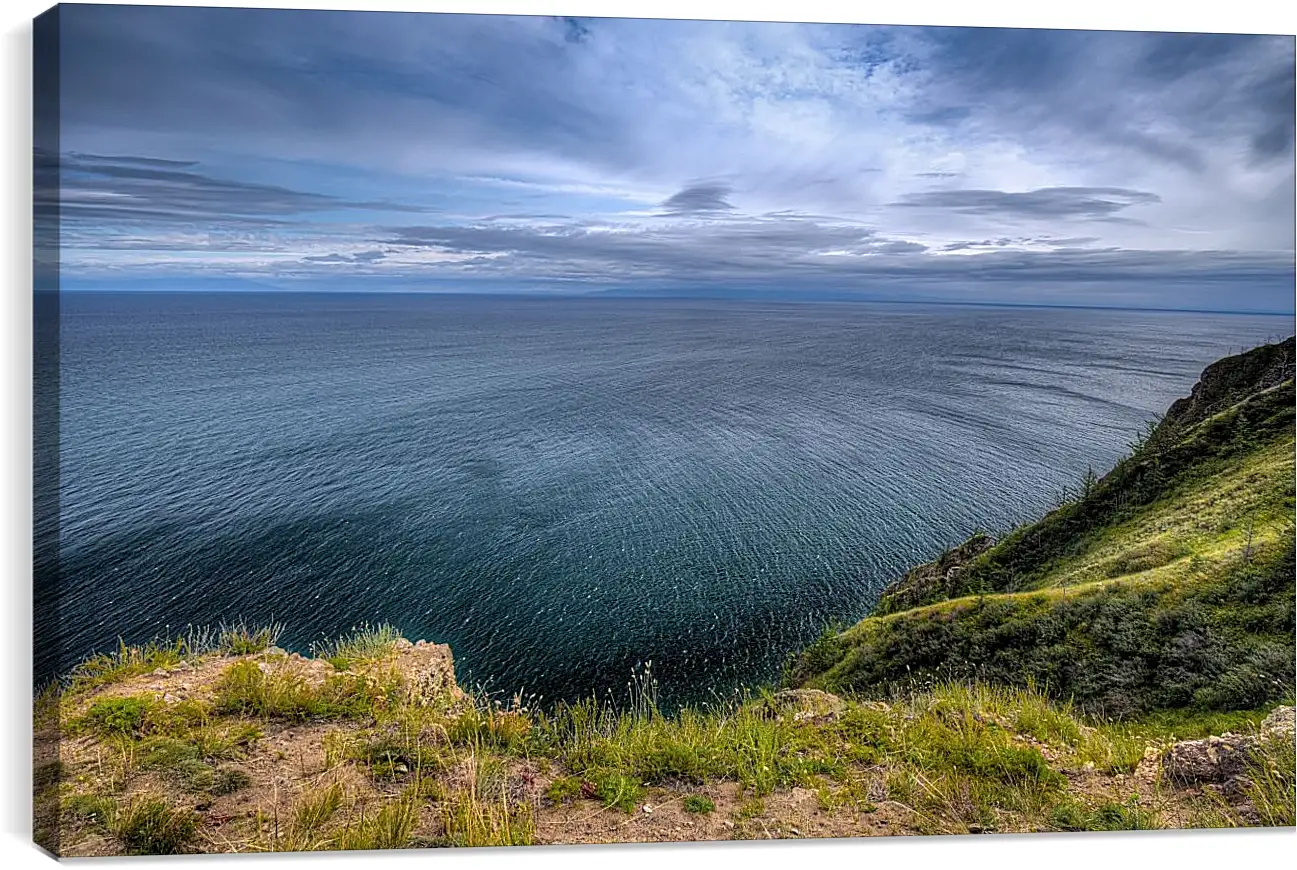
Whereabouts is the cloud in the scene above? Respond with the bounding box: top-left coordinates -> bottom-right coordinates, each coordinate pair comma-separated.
40,150 -> 431,232
892,187 -> 1161,221
46,7 -> 1296,311
659,182 -> 736,215
303,249 -> 388,264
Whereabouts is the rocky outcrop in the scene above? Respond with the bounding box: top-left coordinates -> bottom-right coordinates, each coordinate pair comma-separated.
1160,705 -> 1294,787
1158,337 -> 1294,437
873,533 -> 995,616
391,638 -> 465,705
758,689 -> 847,723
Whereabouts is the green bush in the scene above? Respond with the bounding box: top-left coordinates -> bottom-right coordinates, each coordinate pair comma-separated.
683,794 -> 715,814
81,696 -> 155,737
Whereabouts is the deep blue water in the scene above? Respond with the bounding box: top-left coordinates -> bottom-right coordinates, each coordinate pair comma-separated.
38,293 -> 1294,703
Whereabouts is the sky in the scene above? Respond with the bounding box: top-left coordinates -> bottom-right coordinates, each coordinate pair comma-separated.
37,4 -> 1297,311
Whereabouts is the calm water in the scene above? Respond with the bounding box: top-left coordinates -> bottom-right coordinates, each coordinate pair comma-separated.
38,293 -> 1293,702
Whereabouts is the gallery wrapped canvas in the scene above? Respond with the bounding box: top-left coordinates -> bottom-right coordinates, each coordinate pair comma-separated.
32,1 -> 1295,858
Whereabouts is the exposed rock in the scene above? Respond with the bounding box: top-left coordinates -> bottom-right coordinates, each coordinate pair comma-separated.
873,533 -> 996,615
1260,705 -> 1294,739
1159,337 -> 1294,436
392,641 -> 464,704
759,689 -> 846,722
1162,734 -> 1254,785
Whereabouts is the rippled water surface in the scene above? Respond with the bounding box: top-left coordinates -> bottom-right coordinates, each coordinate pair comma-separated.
41,293 -> 1292,701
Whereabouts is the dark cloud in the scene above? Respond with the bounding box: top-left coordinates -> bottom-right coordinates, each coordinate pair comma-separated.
909,28 -> 1295,171
40,150 -> 430,230
69,152 -> 199,167
660,182 -> 736,215
376,216 -> 1292,297
55,5 -> 639,172
303,250 -> 388,264
892,187 -> 1161,220
561,17 -> 592,44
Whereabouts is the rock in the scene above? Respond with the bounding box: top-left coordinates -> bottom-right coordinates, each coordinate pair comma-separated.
760,689 -> 847,722
642,805 -> 653,814
393,642 -> 464,704
265,646 -> 288,657
874,533 -> 997,615
393,637 -> 413,650
1260,706 -> 1295,740
1162,735 -> 1255,785
151,667 -> 169,677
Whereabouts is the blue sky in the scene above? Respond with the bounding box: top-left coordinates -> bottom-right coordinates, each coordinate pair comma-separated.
39,5 -> 1297,311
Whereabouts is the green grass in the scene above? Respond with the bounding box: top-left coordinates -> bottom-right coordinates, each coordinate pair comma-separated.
683,794 -> 715,814
316,623 -> 404,671
78,696 -> 157,737
217,620 -> 284,655
334,793 -> 420,850
1049,796 -> 1160,831
74,793 -> 202,855
211,659 -> 403,722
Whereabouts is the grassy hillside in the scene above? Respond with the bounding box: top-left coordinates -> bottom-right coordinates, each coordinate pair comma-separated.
789,338 -> 1296,719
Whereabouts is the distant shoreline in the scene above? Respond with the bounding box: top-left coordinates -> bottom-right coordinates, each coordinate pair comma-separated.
46,287 -> 1297,318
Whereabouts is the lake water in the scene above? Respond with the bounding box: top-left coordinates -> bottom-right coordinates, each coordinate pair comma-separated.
37,293 -> 1293,703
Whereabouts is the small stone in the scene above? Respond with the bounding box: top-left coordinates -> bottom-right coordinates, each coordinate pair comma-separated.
789,828 -> 801,836
151,667 -> 169,677
642,805 -> 653,814
394,637 -> 413,650
722,821 -> 734,829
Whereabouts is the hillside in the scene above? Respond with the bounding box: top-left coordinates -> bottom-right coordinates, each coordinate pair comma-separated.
33,339 -> 1297,855
789,338 -> 1295,718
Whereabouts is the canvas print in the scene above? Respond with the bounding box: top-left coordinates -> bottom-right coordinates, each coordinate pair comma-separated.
32,2 -> 1297,857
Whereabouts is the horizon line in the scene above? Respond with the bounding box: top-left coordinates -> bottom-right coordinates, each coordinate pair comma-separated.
47,287 -> 1297,318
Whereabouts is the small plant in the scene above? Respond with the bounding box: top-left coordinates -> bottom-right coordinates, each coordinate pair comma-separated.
81,696 -> 156,737
592,771 -> 644,813
65,793 -> 117,825
218,620 -> 284,655
334,793 -> 419,851
440,788 -> 535,847
112,794 -> 201,855
316,623 -> 403,670
294,781 -> 346,841
683,794 -> 715,814
138,736 -> 201,769
544,775 -> 583,805
211,767 -> 253,795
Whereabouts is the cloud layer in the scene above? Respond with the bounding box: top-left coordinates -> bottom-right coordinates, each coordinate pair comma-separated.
47,7 -> 1296,311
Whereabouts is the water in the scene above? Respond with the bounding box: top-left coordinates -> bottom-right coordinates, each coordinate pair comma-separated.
38,292 -> 1293,703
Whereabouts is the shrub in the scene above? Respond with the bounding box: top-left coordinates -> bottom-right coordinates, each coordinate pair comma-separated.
81,696 -> 155,737
112,795 -> 201,855
683,794 -> 715,814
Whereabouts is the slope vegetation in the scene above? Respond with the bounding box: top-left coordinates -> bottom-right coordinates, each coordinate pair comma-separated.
790,338 -> 1295,719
